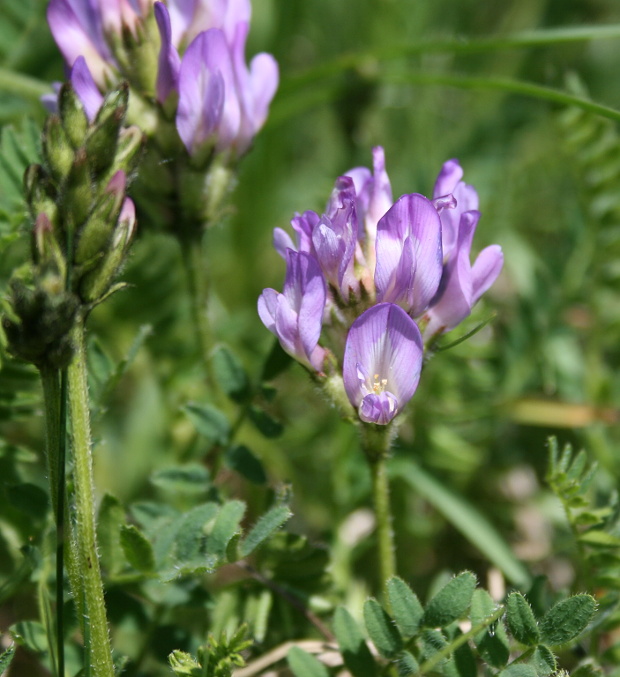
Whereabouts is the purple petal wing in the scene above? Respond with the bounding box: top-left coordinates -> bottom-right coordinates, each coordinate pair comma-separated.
471,244 -> 504,303
375,194 -> 442,314
433,158 -> 463,199
47,0 -> 114,87
70,56 -> 104,121
155,2 -> 181,102
176,30 -> 226,153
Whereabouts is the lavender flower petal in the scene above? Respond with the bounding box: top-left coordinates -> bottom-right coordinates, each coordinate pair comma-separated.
343,303 -> 423,425
176,29 -> 228,154
471,244 -> 504,303
155,2 -> 181,103
433,159 -> 479,258
70,56 -> 104,121
47,0 -> 114,87
230,22 -> 279,155
375,193 -> 443,315
258,251 -> 326,371
424,211 -> 503,337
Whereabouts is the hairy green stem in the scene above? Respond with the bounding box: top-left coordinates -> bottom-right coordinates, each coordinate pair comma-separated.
67,318 -> 115,677
418,605 -> 505,674
180,235 -> 217,393
40,366 -> 65,677
361,426 -> 396,595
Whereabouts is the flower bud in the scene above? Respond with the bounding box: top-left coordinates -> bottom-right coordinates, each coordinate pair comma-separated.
23,165 -> 59,226
42,115 -> 74,184
79,198 -> 136,304
32,213 -> 66,279
75,171 -> 126,265
58,83 -> 89,149
85,84 -> 129,175
103,125 -> 145,184
64,148 -> 94,231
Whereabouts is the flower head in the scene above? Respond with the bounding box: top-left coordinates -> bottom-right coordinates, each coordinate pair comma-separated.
258,148 -> 503,427
47,0 -> 278,160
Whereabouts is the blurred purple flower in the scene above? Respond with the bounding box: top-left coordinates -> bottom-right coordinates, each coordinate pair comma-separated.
47,0 -> 278,158
257,250 -> 326,372
343,303 -> 423,425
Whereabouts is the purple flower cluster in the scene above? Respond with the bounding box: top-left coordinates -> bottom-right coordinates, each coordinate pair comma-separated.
46,0 -> 278,159
258,148 -> 504,426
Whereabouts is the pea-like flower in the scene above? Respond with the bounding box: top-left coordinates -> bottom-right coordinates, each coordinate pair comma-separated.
258,148 -> 503,427
423,160 -> 504,338
257,250 -> 326,372
46,0 -> 278,159
343,303 -> 423,425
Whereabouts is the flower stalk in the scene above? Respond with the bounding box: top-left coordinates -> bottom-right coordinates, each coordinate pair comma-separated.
361,424 -> 397,594
67,315 -> 115,677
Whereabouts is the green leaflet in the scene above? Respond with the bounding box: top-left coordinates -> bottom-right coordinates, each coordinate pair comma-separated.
363,598 -> 403,658
288,646 -> 330,677
333,607 -> 377,677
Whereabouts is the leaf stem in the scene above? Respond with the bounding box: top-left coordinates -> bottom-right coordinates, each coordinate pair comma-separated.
67,316 -> 115,677
361,426 -> 396,597
418,605 -> 505,674
0,67 -> 50,101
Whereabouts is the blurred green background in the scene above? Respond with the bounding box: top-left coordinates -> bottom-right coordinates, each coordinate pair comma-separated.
2,0 -> 620,633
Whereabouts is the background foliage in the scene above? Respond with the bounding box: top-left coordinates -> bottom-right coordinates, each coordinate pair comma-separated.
2,0 -> 620,675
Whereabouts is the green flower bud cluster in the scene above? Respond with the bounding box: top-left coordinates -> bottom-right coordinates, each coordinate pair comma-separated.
3,82 -> 144,370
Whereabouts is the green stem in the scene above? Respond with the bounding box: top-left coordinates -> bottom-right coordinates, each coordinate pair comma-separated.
67,317 -> 115,677
361,426 -> 396,595
40,366 -> 65,677
180,234 -> 217,392
0,67 -> 50,101
418,605 -> 505,674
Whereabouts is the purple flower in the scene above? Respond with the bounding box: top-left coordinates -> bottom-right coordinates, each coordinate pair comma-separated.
374,193 -> 443,316
47,0 -> 278,159
257,250 -> 326,372
171,7 -> 278,156
424,211 -> 504,338
423,160 -> 503,338
47,0 -> 116,87
344,146 -> 393,274
343,303 -> 423,425
166,0 -> 251,48
433,159 -> 478,260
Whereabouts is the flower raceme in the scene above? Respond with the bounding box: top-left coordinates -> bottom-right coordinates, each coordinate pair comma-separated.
46,0 -> 278,160
258,149 -> 504,426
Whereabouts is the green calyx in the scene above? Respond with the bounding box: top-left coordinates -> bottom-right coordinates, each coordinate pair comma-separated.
2,280 -> 79,370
